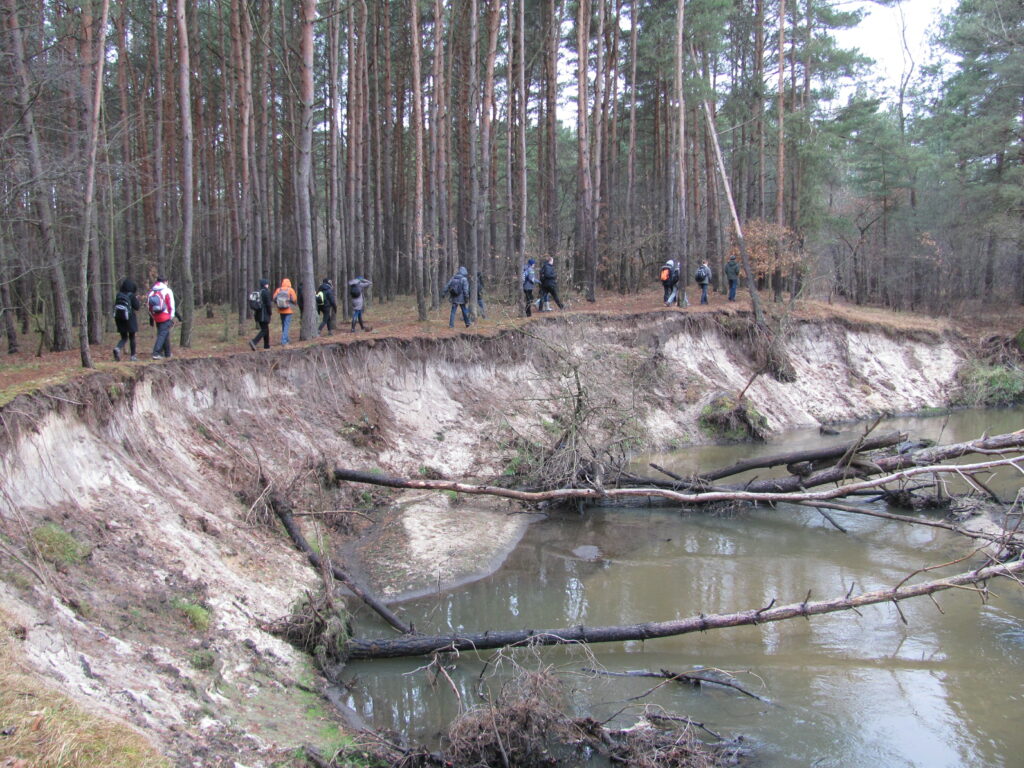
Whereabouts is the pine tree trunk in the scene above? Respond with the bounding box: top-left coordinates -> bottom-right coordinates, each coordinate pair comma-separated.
296,0 -> 317,339
410,0 -> 427,321
174,0 -> 195,347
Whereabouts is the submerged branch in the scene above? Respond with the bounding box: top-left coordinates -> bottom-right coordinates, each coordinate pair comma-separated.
345,558 -> 1024,659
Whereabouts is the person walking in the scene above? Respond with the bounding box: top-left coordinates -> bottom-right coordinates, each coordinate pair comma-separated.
660,259 -> 680,306
317,278 -> 338,335
273,278 -> 297,344
112,278 -> 140,361
248,278 -> 273,350
522,258 -> 537,317
147,276 -> 175,359
725,254 -> 741,301
695,259 -> 712,305
476,271 -> 487,319
538,255 -> 564,311
445,266 -> 472,328
348,276 -> 372,332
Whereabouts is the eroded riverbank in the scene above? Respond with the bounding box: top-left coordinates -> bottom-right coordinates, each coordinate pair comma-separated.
0,310 -> 1001,765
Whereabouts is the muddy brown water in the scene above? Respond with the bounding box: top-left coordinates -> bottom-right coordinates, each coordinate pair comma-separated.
342,409 -> 1024,766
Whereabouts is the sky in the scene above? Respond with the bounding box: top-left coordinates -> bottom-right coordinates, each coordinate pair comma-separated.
833,0 -> 959,96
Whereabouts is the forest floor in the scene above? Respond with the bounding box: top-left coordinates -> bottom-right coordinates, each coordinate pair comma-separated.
3,286 -> 1021,407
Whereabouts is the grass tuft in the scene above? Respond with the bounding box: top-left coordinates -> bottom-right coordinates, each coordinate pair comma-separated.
31,523 -> 89,566
171,597 -> 211,632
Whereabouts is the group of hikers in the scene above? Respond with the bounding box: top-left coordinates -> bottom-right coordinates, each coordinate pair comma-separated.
655,254 -> 742,307
110,253 -> 741,360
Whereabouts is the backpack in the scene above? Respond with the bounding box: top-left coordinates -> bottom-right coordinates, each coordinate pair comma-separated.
147,290 -> 166,315
349,282 -> 361,299
275,290 -> 291,309
695,266 -> 708,283
248,290 -> 262,312
659,266 -> 671,282
113,293 -> 131,321
316,290 -> 326,309
522,267 -> 534,290
447,276 -> 460,298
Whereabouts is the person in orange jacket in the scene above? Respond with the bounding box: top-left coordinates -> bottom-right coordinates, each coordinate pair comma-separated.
272,278 -> 298,345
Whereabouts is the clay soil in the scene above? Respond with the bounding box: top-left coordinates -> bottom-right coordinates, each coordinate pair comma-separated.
2,287 -> 1019,407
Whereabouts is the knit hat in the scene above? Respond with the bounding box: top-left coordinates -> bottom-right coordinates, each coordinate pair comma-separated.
527,258 -> 535,266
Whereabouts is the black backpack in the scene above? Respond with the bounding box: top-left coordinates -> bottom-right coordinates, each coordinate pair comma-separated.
113,293 -> 131,321
349,282 -> 361,299
248,290 -> 262,312
695,266 -> 708,283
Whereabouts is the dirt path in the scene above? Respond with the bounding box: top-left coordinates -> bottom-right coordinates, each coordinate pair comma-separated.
2,288 -> 1015,406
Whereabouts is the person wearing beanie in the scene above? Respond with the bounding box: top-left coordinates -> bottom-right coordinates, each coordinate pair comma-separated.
248,278 -> 273,350
316,277 -> 338,335
521,259 -> 537,317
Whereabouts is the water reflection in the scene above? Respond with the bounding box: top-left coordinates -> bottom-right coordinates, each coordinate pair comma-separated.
344,409 -> 1024,766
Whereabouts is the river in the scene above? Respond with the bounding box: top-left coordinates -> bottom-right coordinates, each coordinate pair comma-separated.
342,408 -> 1024,766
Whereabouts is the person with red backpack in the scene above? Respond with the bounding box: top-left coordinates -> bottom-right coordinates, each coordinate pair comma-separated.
147,276 -> 175,359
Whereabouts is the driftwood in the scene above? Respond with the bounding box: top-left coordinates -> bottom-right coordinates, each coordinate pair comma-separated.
269,494 -> 412,635
695,431 -> 906,482
344,558 -> 1024,659
583,666 -> 771,703
333,433 -> 1024,508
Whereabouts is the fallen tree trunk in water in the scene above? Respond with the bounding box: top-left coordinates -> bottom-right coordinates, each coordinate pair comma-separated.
344,558 -> 1024,659
695,431 -> 906,482
269,494 -> 412,635
333,432 -> 1024,506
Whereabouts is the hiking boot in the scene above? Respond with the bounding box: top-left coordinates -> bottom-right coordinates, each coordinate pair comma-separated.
113,347 -> 121,361
130,355 -> 138,361
248,340 -> 257,351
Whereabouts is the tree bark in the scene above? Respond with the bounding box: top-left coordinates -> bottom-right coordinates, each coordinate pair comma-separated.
174,0 -> 195,347
410,0 -> 427,321
77,0 -> 110,368
296,0 -> 317,339
345,558 -> 1024,659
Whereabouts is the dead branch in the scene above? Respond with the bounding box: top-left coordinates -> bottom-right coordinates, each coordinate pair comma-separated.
696,431 -> 905,482
269,493 -> 412,635
333,434 -> 1024,509
583,667 -> 770,703
344,557 -> 1024,659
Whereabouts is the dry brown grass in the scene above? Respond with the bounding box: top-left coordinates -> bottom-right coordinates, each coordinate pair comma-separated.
0,611 -> 168,768
2,290 -> 1019,408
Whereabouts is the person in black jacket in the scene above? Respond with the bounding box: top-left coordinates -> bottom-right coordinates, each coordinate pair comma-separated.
112,278 -> 141,361
248,279 -> 273,350
317,278 -> 337,335
445,267 -> 472,328
538,255 -> 564,311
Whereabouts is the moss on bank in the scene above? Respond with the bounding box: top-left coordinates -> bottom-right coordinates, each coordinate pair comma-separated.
953,362 -> 1024,407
